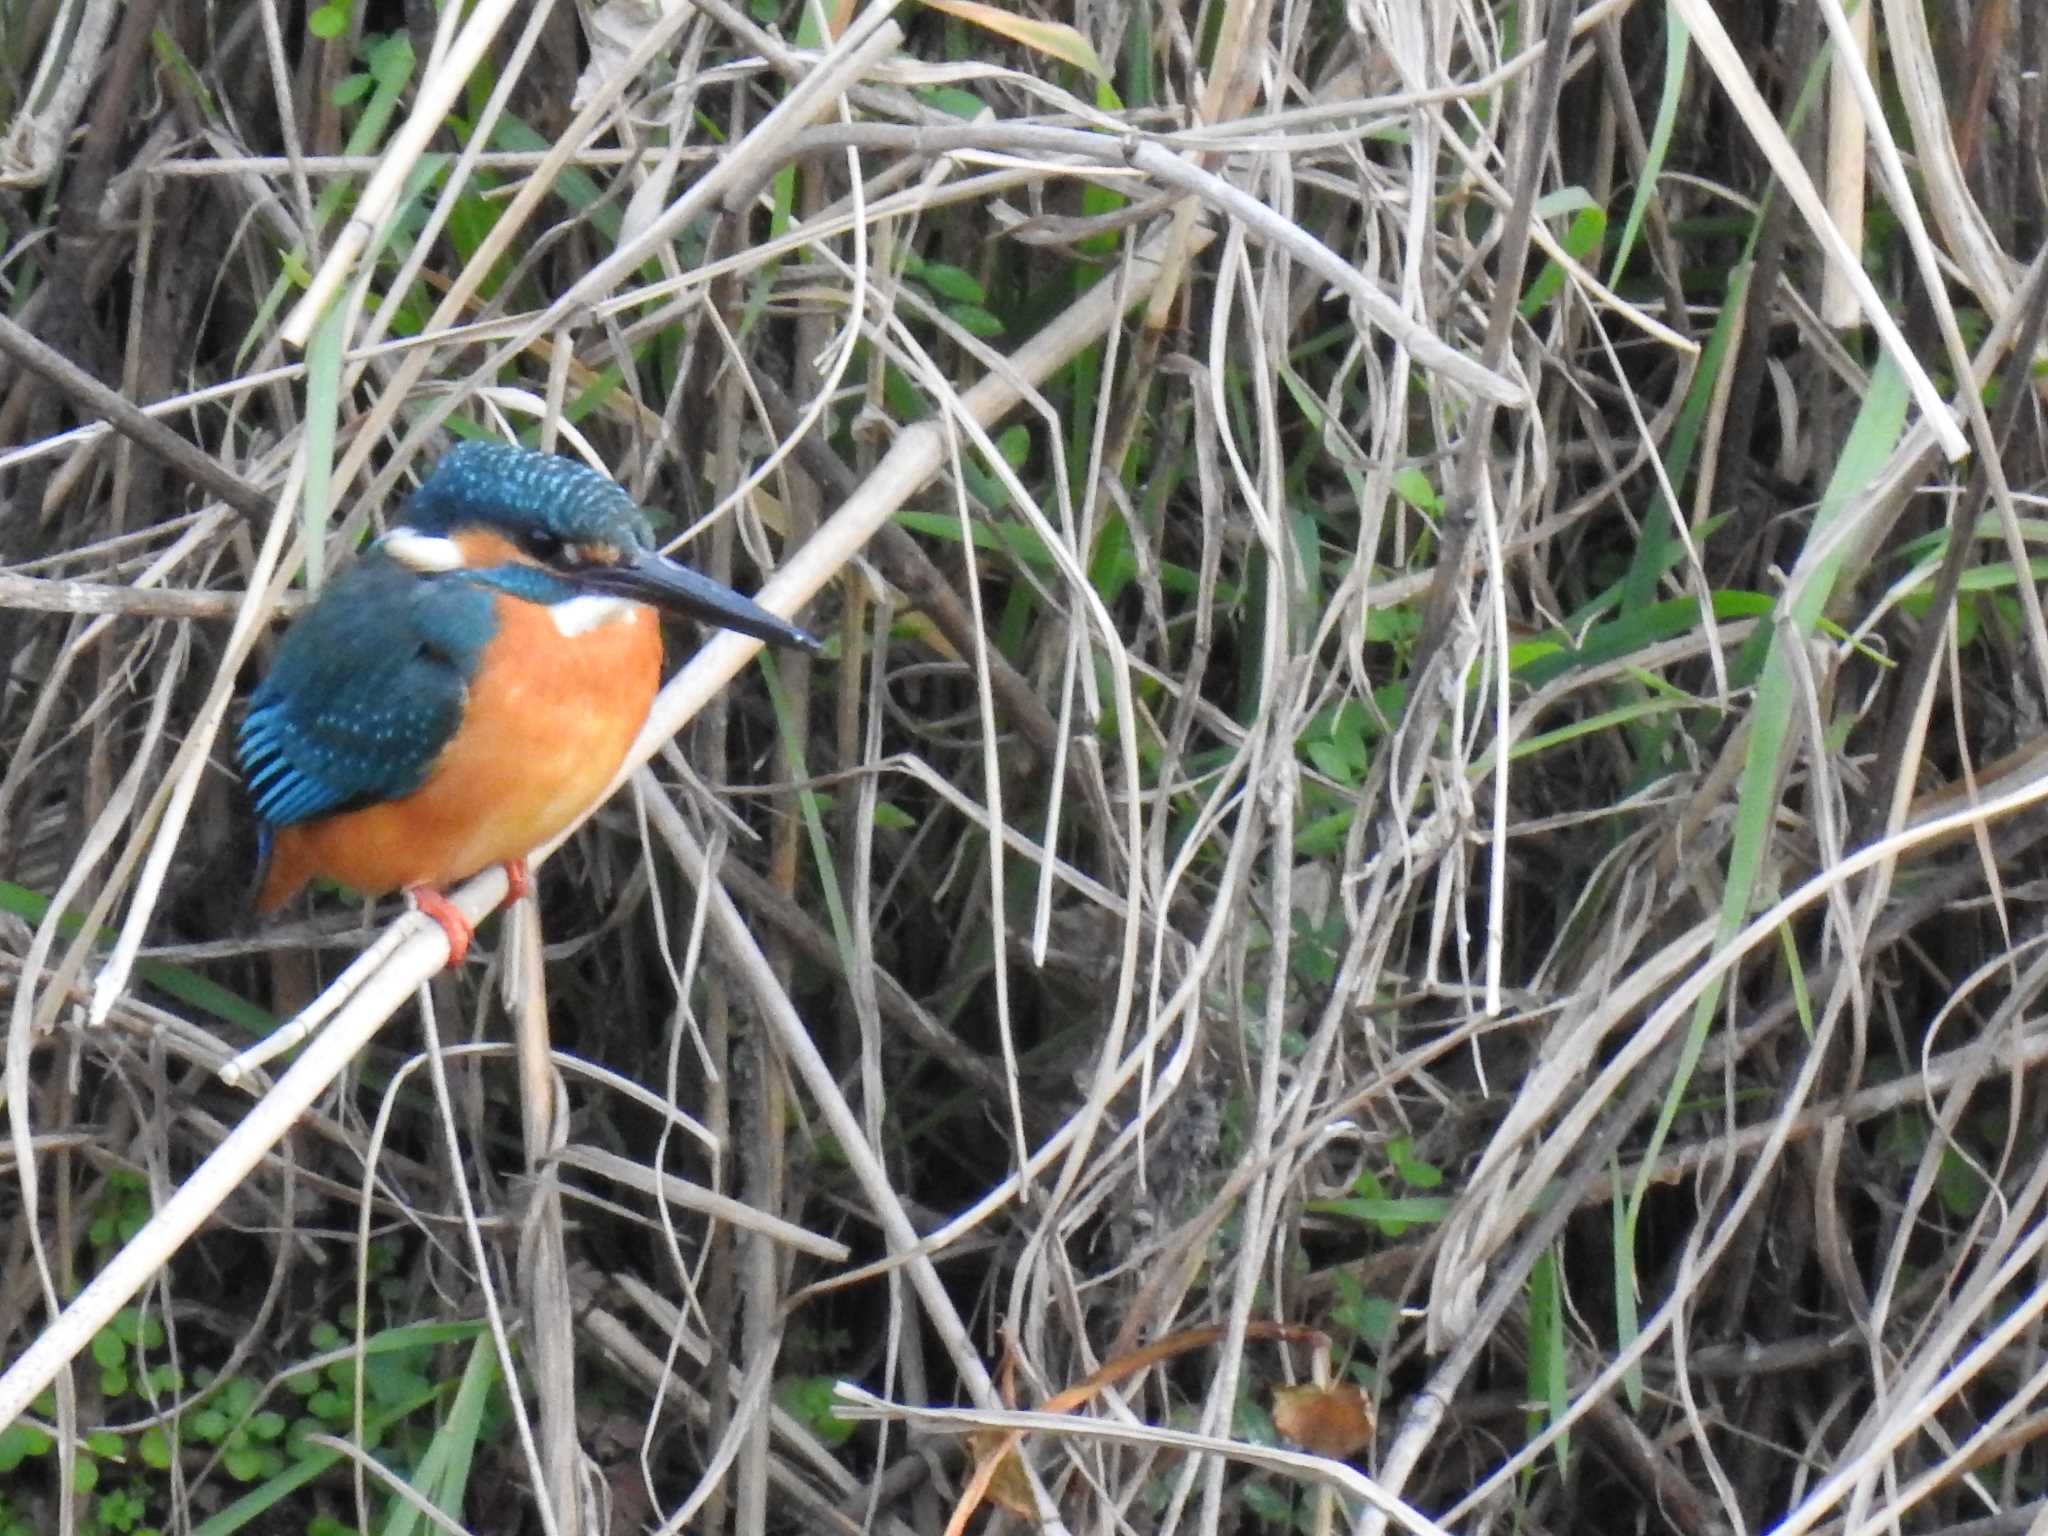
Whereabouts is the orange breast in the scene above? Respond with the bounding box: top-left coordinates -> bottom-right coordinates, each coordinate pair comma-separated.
258,596 -> 662,912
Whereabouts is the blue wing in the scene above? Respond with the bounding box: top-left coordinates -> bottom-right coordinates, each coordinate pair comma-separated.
238,557 -> 496,828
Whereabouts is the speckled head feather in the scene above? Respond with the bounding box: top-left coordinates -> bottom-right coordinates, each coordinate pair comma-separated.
400,440 -> 658,553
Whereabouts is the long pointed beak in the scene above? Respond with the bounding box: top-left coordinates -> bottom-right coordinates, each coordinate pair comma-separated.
583,549 -> 821,652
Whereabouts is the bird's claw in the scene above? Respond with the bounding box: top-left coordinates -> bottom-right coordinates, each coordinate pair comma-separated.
407,886 -> 475,966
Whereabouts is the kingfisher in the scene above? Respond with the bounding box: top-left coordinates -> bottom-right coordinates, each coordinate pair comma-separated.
238,440 -> 818,963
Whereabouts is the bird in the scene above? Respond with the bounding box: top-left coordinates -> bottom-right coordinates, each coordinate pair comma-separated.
237,440 -> 819,963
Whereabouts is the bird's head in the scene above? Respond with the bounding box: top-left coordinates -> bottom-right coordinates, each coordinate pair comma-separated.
380,441 -> 820,651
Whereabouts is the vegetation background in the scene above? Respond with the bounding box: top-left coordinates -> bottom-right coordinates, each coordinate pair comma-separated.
2,0 -> 2045,1533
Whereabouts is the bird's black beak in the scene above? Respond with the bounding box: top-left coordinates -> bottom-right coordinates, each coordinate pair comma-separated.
583,548 -> 821,652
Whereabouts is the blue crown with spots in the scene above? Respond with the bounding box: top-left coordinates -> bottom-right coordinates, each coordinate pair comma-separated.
402,441 -> 659,551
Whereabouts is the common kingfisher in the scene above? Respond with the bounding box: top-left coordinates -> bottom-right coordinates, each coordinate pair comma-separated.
238,441 -> 818,963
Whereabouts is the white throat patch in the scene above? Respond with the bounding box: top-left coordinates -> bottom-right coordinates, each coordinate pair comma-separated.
381,528 -> 466,572
548,594 -> 641,637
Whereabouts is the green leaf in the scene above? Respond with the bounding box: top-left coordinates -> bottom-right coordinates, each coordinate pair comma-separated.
192,1372 -> 441,1533
362,1352 -> 432,1408
1521,199 -> 1608,317
915,261 -> 987,304
97,1487 -> 142,1532
1364,604 -> 1421,645
1305,740 -> 1353,783
386,1335 -> 498,1535
1391,467 -> 1440,513
0,1421 -> 51,1472
1388,1137 -> 1444,1189
1532,184 -> 1598,220
1331,1271 -> 1398,1348
139,1426 -> 172,1469
1239,1478 -> 1296,1526
775,1376 -> 856,1447
919,86 -> 988,120
1608,6 -> 1687,284
995,423 -> 1029,467
92,1330 -> 125,1370
365,31 -> 413,89
1937,1147 -> 1988,1219
1526,1249 -> 1570,1473
1305,1195 -> 1452,1237
945,303 -> 1006,337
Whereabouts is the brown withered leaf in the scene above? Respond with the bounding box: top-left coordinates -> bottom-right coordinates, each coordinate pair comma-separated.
964,1429 -> 1037,1522
944,1323 -> 1329,1535
1271,1382 -> 1375,1460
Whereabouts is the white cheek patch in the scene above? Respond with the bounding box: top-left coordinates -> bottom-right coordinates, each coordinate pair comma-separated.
548,594 -> 642,636
381,528 -> 467,572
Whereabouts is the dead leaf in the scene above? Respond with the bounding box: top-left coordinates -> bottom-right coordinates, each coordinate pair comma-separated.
918,0 -> 1109,81
1272,1381 -> 1374,1460
944,1322 -> 1327,1534
965,1428 -> 1037,1520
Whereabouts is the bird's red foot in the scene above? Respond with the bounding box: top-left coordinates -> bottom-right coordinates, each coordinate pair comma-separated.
502,858 -> 532,905
407,885 -> 475,966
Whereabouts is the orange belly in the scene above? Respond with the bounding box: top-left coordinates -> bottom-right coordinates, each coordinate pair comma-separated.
258,598 -> 662,912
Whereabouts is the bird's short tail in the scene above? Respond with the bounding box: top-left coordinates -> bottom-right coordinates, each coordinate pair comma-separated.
251,823 -> 307,915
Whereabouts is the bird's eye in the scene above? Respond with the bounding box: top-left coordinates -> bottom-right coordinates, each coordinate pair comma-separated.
522,527 -> 565,561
